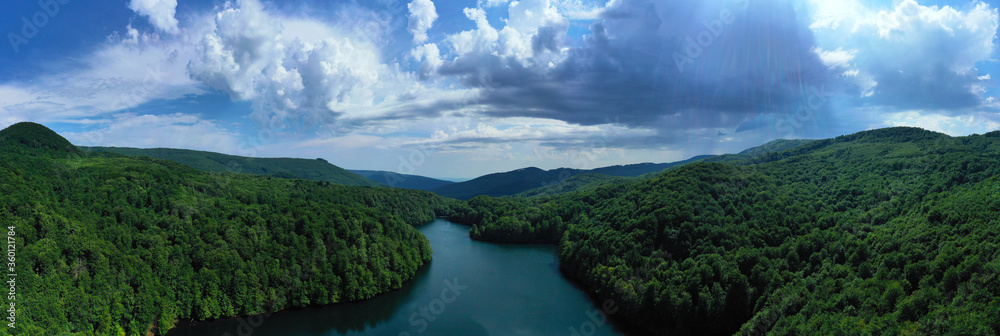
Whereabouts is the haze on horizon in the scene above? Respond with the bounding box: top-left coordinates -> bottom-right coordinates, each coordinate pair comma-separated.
2,0 -> 1000,179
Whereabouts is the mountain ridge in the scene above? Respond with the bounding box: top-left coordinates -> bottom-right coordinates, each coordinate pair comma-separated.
82,146 -> 382,187
348,169 -> 454,191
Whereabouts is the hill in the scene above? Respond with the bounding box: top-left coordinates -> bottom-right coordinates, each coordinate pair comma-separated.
440,126 -> 1000,335
82,146 -> 381,187
431,167 -> 579,200
432,156 -> 720,200
698,139 -> 815,164
514,173 -> 632,198
5,123 -> 455,335
0,121 -> 81,154
589,155 -> 715,176
349,170 -> 454,191
434,140 -> 811,200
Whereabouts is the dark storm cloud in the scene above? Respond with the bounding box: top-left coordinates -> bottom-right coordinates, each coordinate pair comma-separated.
433,0 -> 834,135
869,63 -> 983,111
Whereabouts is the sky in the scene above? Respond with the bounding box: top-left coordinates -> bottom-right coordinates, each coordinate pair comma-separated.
1,0 -> 1000,179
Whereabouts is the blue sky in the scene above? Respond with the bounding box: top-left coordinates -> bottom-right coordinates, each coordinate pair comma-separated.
2,0 -> 1000,179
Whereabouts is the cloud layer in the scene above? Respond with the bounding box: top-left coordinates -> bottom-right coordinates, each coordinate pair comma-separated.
2,0 -> 1000,178
129,0 -> 180,34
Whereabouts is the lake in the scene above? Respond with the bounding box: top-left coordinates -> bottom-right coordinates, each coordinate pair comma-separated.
167,219 -> 631,336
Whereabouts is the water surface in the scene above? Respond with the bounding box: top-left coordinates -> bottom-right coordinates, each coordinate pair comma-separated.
168,219 -> 629,336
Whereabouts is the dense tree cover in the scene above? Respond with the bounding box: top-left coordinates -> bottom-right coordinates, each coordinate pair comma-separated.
705,139 -> 814,163
514,173 -> 633,198
0,123 -> 452,336
433,155 -> 725,200
440,196 -> 565,243
348,170 -> 454,191
454,127 -> 1000,335
81,147 -> 382,187
588,155 -> 716,177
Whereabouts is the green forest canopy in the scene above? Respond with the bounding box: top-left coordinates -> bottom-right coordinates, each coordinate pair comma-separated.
81,146 -> 382,187
441,127 -> 1000,335
0,122 -> 453,336
7,122 -> 1000,336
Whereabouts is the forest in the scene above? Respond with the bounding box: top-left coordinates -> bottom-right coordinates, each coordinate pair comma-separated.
0,122 -> 454,335
80,147 -> 382,187
442,127 -> 1000,335
7,121 -> 1000,336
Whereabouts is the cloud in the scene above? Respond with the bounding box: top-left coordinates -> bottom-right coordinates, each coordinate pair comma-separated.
810,0 -> 998,111
406,119 -> 648,150
186,0 -> 428,134
408,0 -> 438,44
411,43 -> 443,79
128,0 -> 180,34
423,0 -> 831,146
479,0 -> 513,8
8,0 -> 1000,178
0,27 -> 200,127
882,110 -> 1000,136
61,113 -> 241,153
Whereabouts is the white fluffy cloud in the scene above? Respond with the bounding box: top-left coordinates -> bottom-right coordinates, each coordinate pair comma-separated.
809,0 -> 998,109
128,0 -> 180,34
408,0 -> 438,44
438,0 -> 569,71
411,43 -> 443,79
186,0 -> 421,132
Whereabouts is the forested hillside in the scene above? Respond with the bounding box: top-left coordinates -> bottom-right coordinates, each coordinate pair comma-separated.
82,147 -> 382,187
1,123 -> 452,336
349,170 -> 454,191
434,140 -> 812,200
515,173 -> 632,198
443,127 -> 1000,335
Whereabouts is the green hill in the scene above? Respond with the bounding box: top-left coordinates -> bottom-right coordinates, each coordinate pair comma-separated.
440,126 -> 1000,335
431,167 -> 573,200
698,138 -> 815,164
3,123 -> 453,335
590,155 -> 716,176
348,170 -> 454,191
514,173 -> 632,198
433,156 -> 717,200
0,121 -> 81,155
435,140 -> 814,201
81,147 -> 381,187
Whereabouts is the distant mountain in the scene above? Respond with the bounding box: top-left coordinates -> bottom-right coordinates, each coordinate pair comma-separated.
349,170 -> 454,191
702,139 -> 815,163
433,139 -> 818,200
431,167 -> 572,200
432,156 -> 713,200
514,173 -> 631,198
82,146 -> 382,187
589,155 -> 715,176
